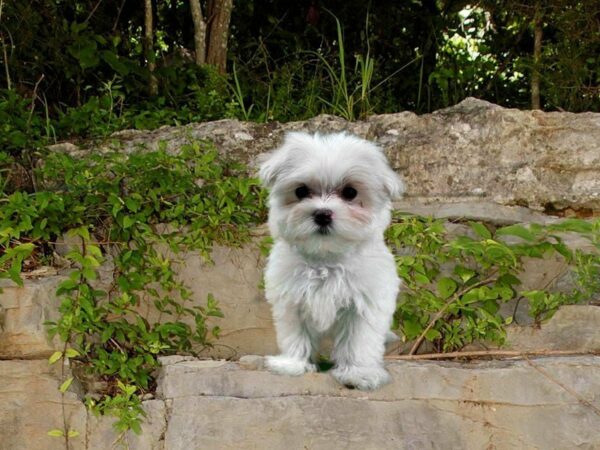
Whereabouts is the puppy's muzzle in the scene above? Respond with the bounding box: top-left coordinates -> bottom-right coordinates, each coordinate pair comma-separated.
313,209 -> 333,233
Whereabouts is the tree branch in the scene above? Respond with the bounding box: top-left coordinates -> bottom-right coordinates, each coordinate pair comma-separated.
408,271 -> 499,355
387,349 -> 600,361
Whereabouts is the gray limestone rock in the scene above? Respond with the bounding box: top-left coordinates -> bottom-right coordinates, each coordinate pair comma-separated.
50,97 -> 600,213
159,356 -> 600,450
0,277 -> 64,358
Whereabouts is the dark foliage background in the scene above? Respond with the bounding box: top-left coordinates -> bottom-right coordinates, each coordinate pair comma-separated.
0,0 -> 598,145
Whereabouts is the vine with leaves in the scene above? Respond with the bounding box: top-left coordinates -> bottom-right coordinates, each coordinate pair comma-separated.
387,214 -> 600,354
1,139 -> 267,441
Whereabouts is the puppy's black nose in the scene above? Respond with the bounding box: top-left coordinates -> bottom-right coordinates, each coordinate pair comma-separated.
313,209 -> 333,227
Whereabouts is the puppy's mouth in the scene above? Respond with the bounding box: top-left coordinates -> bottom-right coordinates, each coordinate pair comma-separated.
316,225 -> 331,235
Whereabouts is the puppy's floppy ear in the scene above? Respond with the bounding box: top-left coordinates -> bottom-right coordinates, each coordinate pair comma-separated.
381,166 -> 405,199
372,148 -> 404,199
258,131 -> 312,188
258,149 -> 286,189
366,141 -> 405,200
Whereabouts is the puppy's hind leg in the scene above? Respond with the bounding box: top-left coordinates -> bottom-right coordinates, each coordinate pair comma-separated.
266,303 -> 317,376
331,308 -> 390,390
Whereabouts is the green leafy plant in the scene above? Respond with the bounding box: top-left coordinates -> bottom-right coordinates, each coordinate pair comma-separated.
0,89 -> 51,155
1,139 -> 267,436
386,214 -> 600,353
308,10 -> 375,121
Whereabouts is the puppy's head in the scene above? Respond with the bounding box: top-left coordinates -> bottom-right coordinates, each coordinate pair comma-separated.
259,132 -> 404,256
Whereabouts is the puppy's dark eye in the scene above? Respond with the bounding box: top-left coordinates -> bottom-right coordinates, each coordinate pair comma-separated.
341,186 -> 357,200
295,185 -> 310,200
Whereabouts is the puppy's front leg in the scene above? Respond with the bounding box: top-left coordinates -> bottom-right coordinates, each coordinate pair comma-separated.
265,302 -> 317,376
331,309 -> 390,390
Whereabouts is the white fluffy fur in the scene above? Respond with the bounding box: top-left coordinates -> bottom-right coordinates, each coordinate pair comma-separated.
259,132 -> 404,390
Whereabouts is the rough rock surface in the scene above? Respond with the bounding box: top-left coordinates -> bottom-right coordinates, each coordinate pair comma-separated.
175,239 -> 277,359
505,305 -> 600,352
3,356 -> 600,449
158,357 -> 600,450
0,277 -> 64,358
54,97 -> 600,214
0,239 -> 276,360
0,360 -> 87,450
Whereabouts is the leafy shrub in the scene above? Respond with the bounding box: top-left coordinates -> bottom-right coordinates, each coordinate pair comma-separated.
0,89 -> 51,154
57,65 -> 237,138
1,140 -> 267,434
387,214 -> 600,353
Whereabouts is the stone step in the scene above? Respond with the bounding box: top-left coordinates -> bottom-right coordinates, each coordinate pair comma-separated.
156,356 -> 600,449
3,356 -> 600,449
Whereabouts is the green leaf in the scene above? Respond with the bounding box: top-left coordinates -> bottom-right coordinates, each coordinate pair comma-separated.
551,240 -> 573,259
454,265 -> 476,282
101,50 -> 131,75
12,242 -> 35,256
462,289 -> 481,304
67,430 -> 80,438
496,224 -> 536,241
47,429 -> 64,437
402,319 -> 422,339
48,351 -> 63,365
497,273 -> 521,286
57,278 -> 78,293
481,299 -> 500,314
424,328 -> 441,341
59,377 -> 74,393
414,273 -> 430,285
549,219 -> 592,234
130,420 -> 142,435
82,267 -> 97,281
67,226 -> 90,241
87,245 -> 103,260
437,277 -> 457,299
65,348 -> 80,358
123,216 -> 135,229
125,197 -> 140,212
101,326 -> 114,343
469,222 -> 491,239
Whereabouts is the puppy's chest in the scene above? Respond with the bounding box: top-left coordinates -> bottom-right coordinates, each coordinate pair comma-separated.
292,264 -> 359,331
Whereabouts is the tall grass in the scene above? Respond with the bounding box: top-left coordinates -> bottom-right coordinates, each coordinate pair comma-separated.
308,10 -> 363,120
232,11 -> 421,122
306,10 -> 411,121
230,62 -> 254,121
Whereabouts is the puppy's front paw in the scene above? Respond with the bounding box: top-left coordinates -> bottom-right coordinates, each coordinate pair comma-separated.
331,365 -> 391,390
265,355 -> 317,376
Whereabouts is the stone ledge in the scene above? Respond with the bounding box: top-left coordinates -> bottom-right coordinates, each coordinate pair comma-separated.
157,356 -> 600,450
2,356 -> 600,449
157,356 -> 600,404
52,98 -> 600,212
393,199 -> 562,225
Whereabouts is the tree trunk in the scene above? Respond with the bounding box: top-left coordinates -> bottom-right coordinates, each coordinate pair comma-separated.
419,0 -> 441,112
206,0 -> 233,74
144,0 -> 158,96
189,0 -> 207,65
0,0 -> 11,90
531,1 -> 543,110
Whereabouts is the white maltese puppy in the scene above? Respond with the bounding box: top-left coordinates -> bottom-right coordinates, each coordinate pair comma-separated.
259,131 -> 404,390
